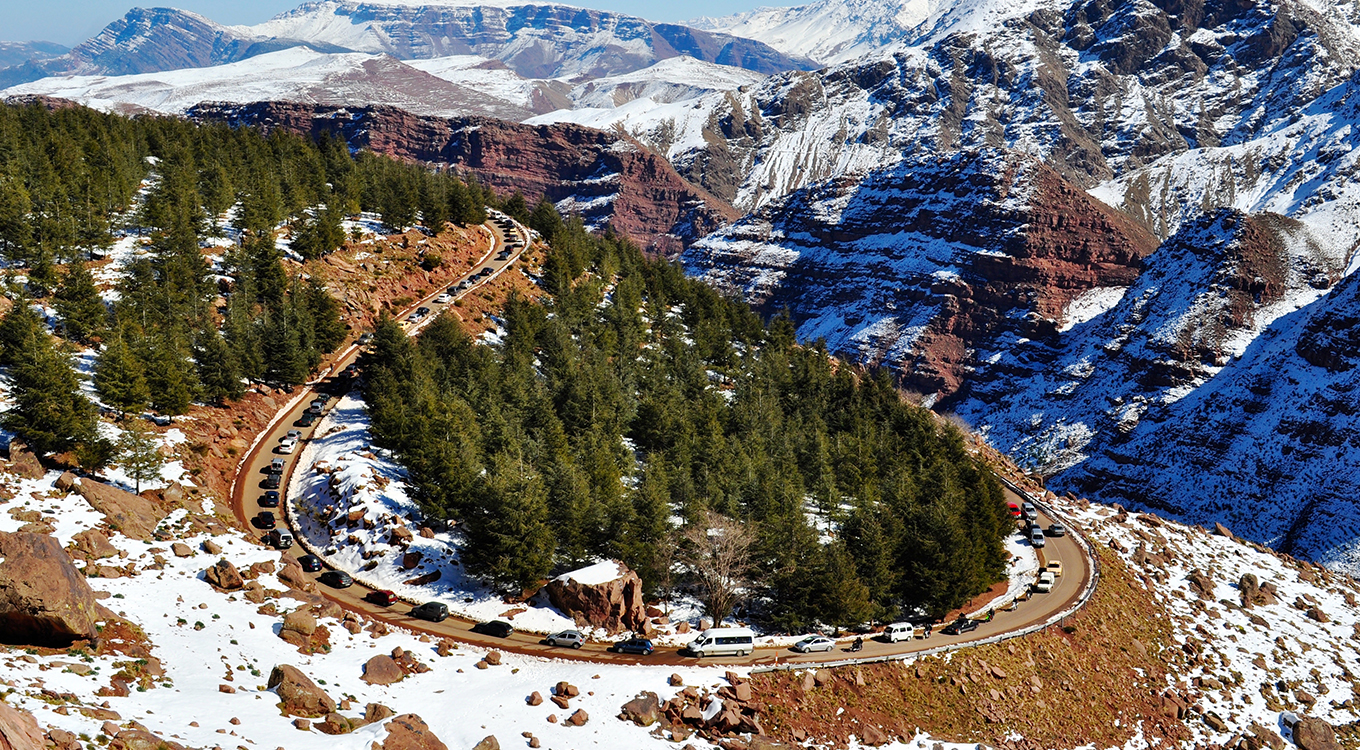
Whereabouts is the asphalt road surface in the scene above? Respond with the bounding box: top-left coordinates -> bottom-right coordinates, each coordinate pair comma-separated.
230,214 -> 1094,666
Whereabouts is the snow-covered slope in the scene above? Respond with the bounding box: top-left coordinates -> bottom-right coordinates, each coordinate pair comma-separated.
0,1 -> 815,91
2,48 -> 536,121
563,56 -> 766,109
688,0 -> 948,65
405,55 -> 572,114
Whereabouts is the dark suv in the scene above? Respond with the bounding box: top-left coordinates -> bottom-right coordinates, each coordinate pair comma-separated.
411,602 -> 449,622
258,491 -> 280,508
471,620 -> 514,638
610,637 -> 655,655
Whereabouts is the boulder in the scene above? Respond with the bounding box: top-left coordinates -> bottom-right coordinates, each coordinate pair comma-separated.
268,664 -> 336,717
621,692 -> 661,726
364,703 -> 395,724
527,692 -> 543,706
1293,718 -> 1341,750
71,477 -> 164,541
544,561 -> 646,634
110,729 -> 186,750
170,542 -> 192,558
362,655 -> 406,686
6,441 -> 44,479
277,557 -> 313,591
316,713 -> 353,735
382,714 -> 450,750
471,737 -> 500,750
1248,723 -> 1286,750
55,472 -> 78,491
567,709 -> 589,726
861,725 -> 890,746
70,529 -> 118,560
204,559 -> 244,590
1187,568 -> 1216,600
282,609 -> 318,637
0,532 -> 101,647
0,699 -> 45,750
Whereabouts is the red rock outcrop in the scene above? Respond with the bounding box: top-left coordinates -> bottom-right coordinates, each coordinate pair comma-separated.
267,664 -> 337,718
0,699 -> 45,750
544,561 -> 646,634
69,477 -> 165,541
189,102 -> 739,256
0,532 -> 101,647
382,714 -> 450,750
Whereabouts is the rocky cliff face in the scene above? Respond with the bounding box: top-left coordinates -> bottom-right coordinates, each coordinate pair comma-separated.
190,101 -> 738,255
687,149 -> 1159,395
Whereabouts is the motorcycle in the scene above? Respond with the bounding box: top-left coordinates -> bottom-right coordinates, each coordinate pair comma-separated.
849,637 -> 864,652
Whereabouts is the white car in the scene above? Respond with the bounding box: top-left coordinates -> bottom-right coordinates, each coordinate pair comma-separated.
277,439 -> 297,454
791,635 -> 836,653
1033,571 -> 1056,593
435,293 -> 452,304
284,430 -> 302,442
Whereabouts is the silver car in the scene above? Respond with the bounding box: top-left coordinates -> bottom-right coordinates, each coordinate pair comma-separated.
544,630 -> 584,649
791,635 -> 836,653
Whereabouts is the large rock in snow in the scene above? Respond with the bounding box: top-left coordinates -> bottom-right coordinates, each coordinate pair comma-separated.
0,698 -> 45,750
382,714 -> 449,750
544,561 -> 645,634
267,664 -> 336,717
0,532 -> 101,647
71,477 -> 164,540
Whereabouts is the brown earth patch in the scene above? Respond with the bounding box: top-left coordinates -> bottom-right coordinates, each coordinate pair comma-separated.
749,546 -> 1188,749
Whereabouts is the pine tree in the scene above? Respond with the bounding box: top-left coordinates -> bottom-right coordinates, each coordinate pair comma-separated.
95,332 -> 150,414
116,420 -> 164,493
0,176 -> 33,262
302,277 -> 345,353
0,297 -> 44,367
53,261 -> 107,343
4,329 -> 97,455
194,328 -> 243,404
143,335 -> 195,415
461,449 -> 555,593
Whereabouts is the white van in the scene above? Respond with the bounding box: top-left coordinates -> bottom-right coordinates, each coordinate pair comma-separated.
883,622 -> 914,642
688,627 -> 755,658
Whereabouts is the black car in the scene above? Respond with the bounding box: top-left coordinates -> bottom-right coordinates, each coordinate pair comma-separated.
1046,523 -> 1067,537
471,620 -> 514,638
296,413 -> 317,427
262,474 -> 280,490
416,307 -> 431,317
255,511 -> 276,529
942,617 -> 979,635
298,554 -> 323,572
610,637 -> 655,655
411,602 -> 449,622
319,570 -> 353,588
259,491 -> 280,508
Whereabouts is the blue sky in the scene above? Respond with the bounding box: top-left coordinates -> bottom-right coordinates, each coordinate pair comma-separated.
2,0 -> 773,46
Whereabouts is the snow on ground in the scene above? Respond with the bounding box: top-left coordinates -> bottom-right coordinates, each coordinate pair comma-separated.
0,470 -> 747,750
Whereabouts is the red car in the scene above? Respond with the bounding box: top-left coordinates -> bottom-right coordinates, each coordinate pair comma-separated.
366,590 -> 398,606
1008,503 -> 1021,518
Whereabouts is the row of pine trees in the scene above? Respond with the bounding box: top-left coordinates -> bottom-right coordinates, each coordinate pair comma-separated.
0,102 -> 490,467
361,205 -> 1012,628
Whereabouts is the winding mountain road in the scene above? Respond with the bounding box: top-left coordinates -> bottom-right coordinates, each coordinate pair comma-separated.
229,214 -> 1096,667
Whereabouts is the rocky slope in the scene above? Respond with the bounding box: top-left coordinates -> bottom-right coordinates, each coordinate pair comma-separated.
688,0 -> 950,65
0,41 -> 67,69
687,148 -> 1160,395
190,101 -> 739,254
0,2 -> 814,89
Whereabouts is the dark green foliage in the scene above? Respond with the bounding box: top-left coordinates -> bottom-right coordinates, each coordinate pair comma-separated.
94,331 -> 150,413
193,328 -> 243,404
3,323 -> 97,455
0,297 -> 43,367
363,205 -> 1010,623
53,261 -> 107,343
290,202 -> 346,259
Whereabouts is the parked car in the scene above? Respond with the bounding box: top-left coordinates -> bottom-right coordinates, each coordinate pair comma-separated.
269,458 -> 286,474
149,414 -> 172,426
1047,523 -> 1067,537
263,529 -> 293,549
319,570 -> 353,589
297,413 -> 317,427
298,554 -> 323,572
942,617 -> 979,635
1008,503 -> 1021,518
411,602 -> 449,622
285,430 -> 303,442
366,590 -> 398,606
1033,571 -> 1057,593
611,637 -> 655,655
262,474 -> 280,489
1047,560 -> 1063,577
435,293 -> 452,304
277,439 -> 296,454
416,307 -> 431,317
255,511 -> 276,529
791,635 -> 836,653
544,630 -> 585,649
478,267 -> 493,276
472,620 -> 514,638
1030,528 -> 1046,548
258,491 -> 280,508
447,286 -> 460,294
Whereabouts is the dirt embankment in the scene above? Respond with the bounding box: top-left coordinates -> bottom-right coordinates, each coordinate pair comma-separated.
749,546 -> 1188,750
